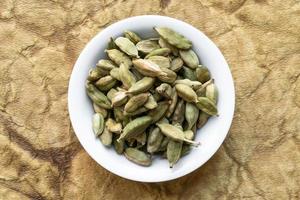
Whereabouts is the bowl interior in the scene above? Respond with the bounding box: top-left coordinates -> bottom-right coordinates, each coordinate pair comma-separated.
68,15 -> 235,182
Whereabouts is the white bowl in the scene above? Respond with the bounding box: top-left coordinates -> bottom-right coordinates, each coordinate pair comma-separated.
68,15 -> 235,182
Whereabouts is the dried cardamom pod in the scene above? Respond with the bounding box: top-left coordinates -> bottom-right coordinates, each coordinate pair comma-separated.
181,66 -> 196,81
167,140 -> 183,168
96,59 -> 117,71
99,127 -> 113,146
154,27 -> 192,49
185,102 -> 199,130
124,30 -> 141,44
119,63 -> 136,89
158,37 -> 179,56
158,136 -> 169,152
124,148 -> 151,166
197,112 -> 210,128
105,49 -> 132,68
106,88 -> 117,101
145,48 -> 171,59
148,101 -> 170,123
156,83 -> 172,99
179,49 -> 199,69
170,57 -> 184,72
95,75 -> 117,91
106,118 -> 122,134
134,132 -> 147,148
147,127 -> 164,153
124,93 -> 149,113
184,130 -> 194,140
144,94 -> 158,110
156,123 -> 200,146
115,37 -> 139,57
92,113 -> 105,136
86,83 -> 111,109
136,40 -> 160,54
175,84 -> 198,103
111,91 -> 128,107
87,68 -> 107,81
196,65 -> 211,83
110,68 -> 121,81
206,83 -> 218,104
113,137 -> 125,154
166,87 -> 178,117
127,77 -> 155,95
174,79 -> 202,90
113,107 -> 126,122
93,103 -> 108,118
124,106 -> 148,116
130,68 -> 144,81
171,99 -> 185,125
195,97 -> 218,116
118,116 -> 152,141
157,67 -> 177,83
132,59 -> 166,77
147,56 -> 170,68
181,144 -> 191,157
107,37 -> 118,50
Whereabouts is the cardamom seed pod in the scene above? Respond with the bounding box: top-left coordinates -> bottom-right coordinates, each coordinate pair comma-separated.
174,79 -> 202,90
127,77 -> 155,95
124,30 -> 142,44
92,113 -> 104,137
182,66 -> 197,81
113,137 -> 125,154
86,83 -> 111,109
195,97 -> 218,116
196,65 -> 211,83
170,57 -> 183,72
119,63 -> 136,89
156,83 -> 172,99
145,48 -> 171,59
118,116 -> 152,141
171,99 -> 185,125
148,101 -> 170,123
157,67 -> 177,83
147,56 -> 170,68
175,84 -> 198,103
95,75 -> 117,91
105,49 -> 132,67
179,49 -> 199,69
147,127 -> 164,153
144,94 -> 158,110
124,93 -> 149,113
206,83 -> 218,104
158,37 -> 179,56
106,88 -> 117,101
107,37 -> 118,50
93,103 -> 108,118
111,91 -> 128,107
99,127 -> 113,146
154,27 -> 192,49
167,140 -> 183,168
166,87 -> 178,117
185,102 -> 199,130
110,68 -> 121,81
106,118 -> 122,134
132,59 -> 166,77
96,59 -> 117,71
197,112 -> 210,128
124,148 -> 151,166
136,40 -> 160,54
115,37 -> 139,57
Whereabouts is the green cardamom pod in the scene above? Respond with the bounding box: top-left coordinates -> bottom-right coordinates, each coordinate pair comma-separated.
124,93 -> 149,113
107,37 -> 118,50
157,67 -> 177,83
113,137 -> 125,154
109,68 -> 121,81
145,48 -> 171,59
106,88 -> 117,101
174,79 -> 202,90
111,91 -> 128,107
132,59 -> 166,77
182,66 -> 197,81
136,40 -> 160,54
170,57 -> 183,72
119,63 -> 136,89
148,101 -> 170,123
154,27 -> 192,49
197,112 -> 210,128
95,75 -> 117,91
206,83 -> 218,104
147,56 -> 170,68
124,106 -> 148,116
134,132 -> 147,148
92,113 -> 104,137
124,30 -> 142,44
99,127 -> 113,146
87,68 -> 107,81
156,83 -> 172,99
181,144 -> 191,157
195,97 -> 218,116
115,37 -> 139,57
127,77 -> 155,95
118,116 -> 152,141
144,94 -> 158,110
158,37 -> 179,56
175,84 -> 198,103
124,148 -> 151,166
166,87 -> 178,117
105,49 -> 132,67
113,107 -> 126,122
86,83 -> 111,109
167,140 -> 183,168
171,99 -> 185,125
184,130 -> 194,140
196,65 -> 211,83
156,123 -> 200,146
185,102 -> 199,130
93,103 -> 108,118
96,59 -> 117,71
147,127 -> 164,153
158,136 -> 170,152
179,49 -> 199,69
106,118 -> 122,134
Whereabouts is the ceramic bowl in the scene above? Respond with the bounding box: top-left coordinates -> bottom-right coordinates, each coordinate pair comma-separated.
68,15 -> 235,182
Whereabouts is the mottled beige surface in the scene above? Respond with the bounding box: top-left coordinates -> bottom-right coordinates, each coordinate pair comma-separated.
0,0 -> 300,199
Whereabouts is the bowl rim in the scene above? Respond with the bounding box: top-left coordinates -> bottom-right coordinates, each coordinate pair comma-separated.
68,15 -> 235,182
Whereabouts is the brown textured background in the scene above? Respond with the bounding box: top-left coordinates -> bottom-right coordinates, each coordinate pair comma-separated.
0,0 -> 300,199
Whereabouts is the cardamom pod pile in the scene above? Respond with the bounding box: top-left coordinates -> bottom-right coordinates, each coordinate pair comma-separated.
86,27 -> 218,168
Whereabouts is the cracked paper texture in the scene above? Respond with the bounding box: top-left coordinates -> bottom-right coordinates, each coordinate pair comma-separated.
0,0 -> 300,199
